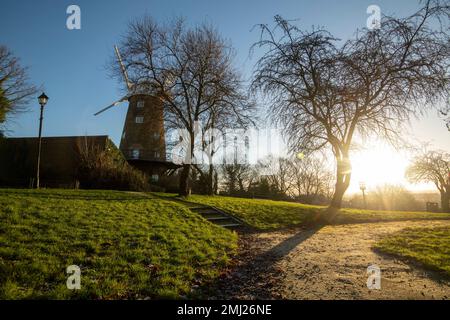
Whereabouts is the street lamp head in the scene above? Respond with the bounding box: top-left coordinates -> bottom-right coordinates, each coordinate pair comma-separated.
38,92 -> 49,106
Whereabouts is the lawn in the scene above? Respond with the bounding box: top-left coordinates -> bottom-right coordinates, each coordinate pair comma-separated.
0,189 -> 237,299
156,194 -> 450,230
374,226 -> 450,277
186,195 -> 321,229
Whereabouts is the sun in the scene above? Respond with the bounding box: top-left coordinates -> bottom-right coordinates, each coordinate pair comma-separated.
348,143 -> 416,194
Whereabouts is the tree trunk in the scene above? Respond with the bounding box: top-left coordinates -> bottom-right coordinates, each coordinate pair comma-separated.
213,171 -> 218,194
329,157 -> 351,210
238,178 -> 245,193
441,191 -> 450,213
330,181 -> 348,209
178,164 -> 191,197
206,163 -> 214,195
179,134 -> 195,197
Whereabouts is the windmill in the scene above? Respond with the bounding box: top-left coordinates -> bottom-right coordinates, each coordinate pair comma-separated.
94,46 -> 167,181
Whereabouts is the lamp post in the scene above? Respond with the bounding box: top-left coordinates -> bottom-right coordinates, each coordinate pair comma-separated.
36,92 -> 48,189
359,181 -> 367,209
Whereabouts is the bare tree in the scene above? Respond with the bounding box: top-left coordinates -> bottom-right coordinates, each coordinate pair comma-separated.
252,1 -> 450,211
114,17 -> 254,196
0,45 -> 37,131
256,155 -> 292,196
406,149 -> 450,212
256,155 -> 334,202
441,106 -> 450,131
288,156 -> 334,202
220,163 -> 254,195
194,97 -> 255,195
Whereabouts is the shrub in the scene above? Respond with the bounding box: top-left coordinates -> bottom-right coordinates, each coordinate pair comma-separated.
75,138 -> 151,191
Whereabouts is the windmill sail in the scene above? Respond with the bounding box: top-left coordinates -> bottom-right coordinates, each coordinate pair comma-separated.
114,45 -> 132,91
93,95 -> 128,116
93,46 -> 167,168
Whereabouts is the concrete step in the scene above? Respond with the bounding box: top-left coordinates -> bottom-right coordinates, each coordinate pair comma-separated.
189,204 -> 243,229
190,206 -> 209,210
206,216 -> 230,221
191,207 -> 216,213
199,211 -> 221,216
149,193 -> 243,229
215,222 -> 242,228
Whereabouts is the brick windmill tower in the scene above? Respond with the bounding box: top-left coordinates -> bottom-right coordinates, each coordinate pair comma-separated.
94,46 -> 172,182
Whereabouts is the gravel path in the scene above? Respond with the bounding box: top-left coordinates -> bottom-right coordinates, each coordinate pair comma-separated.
211,220 -> 450,300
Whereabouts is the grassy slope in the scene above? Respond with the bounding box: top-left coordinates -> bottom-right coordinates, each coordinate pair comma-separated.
158,194 -> 450,230
0,189 -> 237,299
188,195 -> 320,229
374,226 -> 450,277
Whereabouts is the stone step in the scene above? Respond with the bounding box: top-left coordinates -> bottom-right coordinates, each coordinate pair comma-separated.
189,204 -> 243,229
149,193 -> 243,229
215,222 -> 242,228
199,211 -> 221,216
196,208 -> 217,213
206,216 -> 230,221
190,206 -> 209,210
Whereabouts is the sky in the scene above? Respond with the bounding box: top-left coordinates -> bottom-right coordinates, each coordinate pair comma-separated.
1,0 -> 449,193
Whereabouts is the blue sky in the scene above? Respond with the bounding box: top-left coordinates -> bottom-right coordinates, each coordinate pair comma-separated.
1,0 -> 448,152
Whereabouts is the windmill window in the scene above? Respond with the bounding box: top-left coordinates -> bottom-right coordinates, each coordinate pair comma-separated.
131,149 -> 140,159
135,116 -> 144,123
153,132 -> 160,139
154,151 -> 160,158
151,174 -> 159,182
137,100 -> 144,108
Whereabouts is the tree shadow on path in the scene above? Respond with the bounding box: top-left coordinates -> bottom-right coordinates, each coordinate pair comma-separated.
200,226 -> 322,299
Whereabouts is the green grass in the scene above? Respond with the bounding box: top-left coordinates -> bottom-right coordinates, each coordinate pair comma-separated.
0,189 -> 237,299
156,194 -> 450,230
186,195 -> 320,229
374,226 -> 450,277
336,208 -> 450,224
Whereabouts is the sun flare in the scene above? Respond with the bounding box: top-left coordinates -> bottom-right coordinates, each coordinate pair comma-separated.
348,143 -> 432,194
